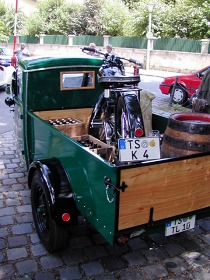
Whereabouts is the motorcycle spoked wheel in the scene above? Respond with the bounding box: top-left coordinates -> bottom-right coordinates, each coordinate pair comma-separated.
116,95 -> 134,139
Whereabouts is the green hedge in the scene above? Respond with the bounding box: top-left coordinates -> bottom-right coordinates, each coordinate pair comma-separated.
154,38 -> 201,53
44,35 -> 68,45
73,35 -> 103,47
109,36 -> 147,49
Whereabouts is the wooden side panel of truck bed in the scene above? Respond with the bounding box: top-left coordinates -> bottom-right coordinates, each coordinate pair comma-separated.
118,155 -> 210,230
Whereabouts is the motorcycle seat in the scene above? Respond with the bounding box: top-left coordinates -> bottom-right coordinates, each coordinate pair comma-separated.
98,75 -> 140,89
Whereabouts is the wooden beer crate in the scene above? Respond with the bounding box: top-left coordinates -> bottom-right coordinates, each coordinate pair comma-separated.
73,134 -> 115,162
49,118 -> 86,137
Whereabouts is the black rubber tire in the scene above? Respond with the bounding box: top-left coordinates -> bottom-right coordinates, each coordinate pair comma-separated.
31,171 -> 69,252
116,94 -> 144,139
116,95 -> 132,138
170,85 -> 188,105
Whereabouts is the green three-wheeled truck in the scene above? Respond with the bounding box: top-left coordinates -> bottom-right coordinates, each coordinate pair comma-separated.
5,54 -> 210,252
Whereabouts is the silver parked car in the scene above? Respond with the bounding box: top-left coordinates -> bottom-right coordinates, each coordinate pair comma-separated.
0,46 -> 12,67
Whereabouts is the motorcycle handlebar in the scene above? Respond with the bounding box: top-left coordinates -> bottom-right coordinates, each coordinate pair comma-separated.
128,58 -> 142,67
81,47 -> 142,67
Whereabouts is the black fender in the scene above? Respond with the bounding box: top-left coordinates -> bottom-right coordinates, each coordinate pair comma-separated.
119,92 -> 145,137
28,157 -> 78,226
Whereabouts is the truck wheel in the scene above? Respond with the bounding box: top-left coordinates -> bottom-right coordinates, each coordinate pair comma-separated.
31,171 -> 69,252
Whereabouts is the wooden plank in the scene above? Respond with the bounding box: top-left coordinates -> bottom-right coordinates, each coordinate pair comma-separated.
118,155 -> 210,230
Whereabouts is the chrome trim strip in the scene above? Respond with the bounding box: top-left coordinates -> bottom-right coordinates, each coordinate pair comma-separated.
21,64 -> 101,73
25,71 -> 30,166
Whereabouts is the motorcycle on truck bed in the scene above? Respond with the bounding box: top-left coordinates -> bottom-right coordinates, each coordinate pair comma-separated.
5,52 -> 210,252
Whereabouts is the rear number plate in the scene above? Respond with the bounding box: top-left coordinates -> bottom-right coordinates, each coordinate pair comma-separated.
165,215 -> 196,236
118,137 -> 160,162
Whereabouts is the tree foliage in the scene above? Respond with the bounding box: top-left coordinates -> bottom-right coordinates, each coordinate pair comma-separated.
0,0 -> 8,41
26,0 -> 82,36
99,0 -> 130,36
121,0 -> 141,9
73,0 -> 103,35
129,0 -> 209,39
0,0 -> 25,40
0,0 -> 209,39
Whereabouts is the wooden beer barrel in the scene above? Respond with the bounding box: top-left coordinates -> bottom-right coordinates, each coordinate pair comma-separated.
161,113 -> 210,158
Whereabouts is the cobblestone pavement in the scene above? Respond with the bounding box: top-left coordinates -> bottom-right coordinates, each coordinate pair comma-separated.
1,96 -> 210,280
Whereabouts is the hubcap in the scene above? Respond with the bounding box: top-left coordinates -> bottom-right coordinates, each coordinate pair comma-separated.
173,88 -> 184,102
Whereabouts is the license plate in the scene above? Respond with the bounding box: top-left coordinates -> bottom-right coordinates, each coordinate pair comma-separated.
118,137 -> 160,162
165,215 -> 196,236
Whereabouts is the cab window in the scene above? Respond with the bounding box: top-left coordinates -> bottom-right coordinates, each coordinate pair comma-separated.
60,71 -> 95,91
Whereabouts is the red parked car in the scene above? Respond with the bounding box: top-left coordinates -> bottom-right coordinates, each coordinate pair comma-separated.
159,66 -> 210,105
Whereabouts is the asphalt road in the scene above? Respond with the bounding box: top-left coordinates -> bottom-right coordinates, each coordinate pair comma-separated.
140,75 -> 164,97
